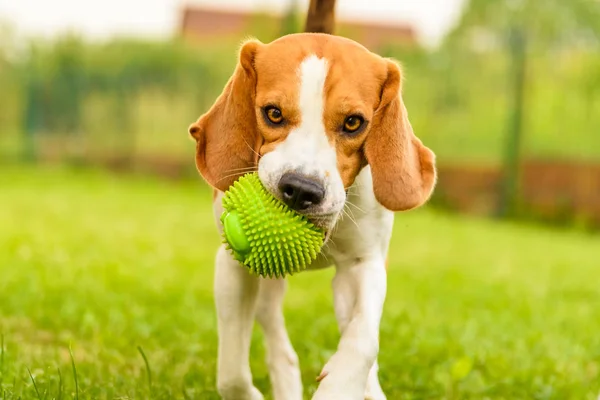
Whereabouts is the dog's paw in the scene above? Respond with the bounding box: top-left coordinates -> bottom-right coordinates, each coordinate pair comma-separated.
312,354 -> 367,400
365,386 -> 387,400
218,382 -> 264,400
364,363 -> 386,400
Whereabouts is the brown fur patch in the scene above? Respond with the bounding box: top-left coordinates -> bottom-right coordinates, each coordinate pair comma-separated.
192,33 -> 436,211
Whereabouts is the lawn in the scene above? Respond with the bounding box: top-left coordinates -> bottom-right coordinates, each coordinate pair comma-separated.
1,165 -> 599,399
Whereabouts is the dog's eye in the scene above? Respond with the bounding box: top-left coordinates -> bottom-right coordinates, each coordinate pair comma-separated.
342,115 -> 364,134
264,106 -> 284,125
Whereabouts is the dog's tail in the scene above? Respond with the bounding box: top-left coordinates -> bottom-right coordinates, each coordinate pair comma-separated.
304,0 -> 337,34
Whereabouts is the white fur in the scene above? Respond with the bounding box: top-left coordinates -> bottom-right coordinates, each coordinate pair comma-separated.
258,55 -> 346,229
213,55 -> 393,400
312,167 -> 391,400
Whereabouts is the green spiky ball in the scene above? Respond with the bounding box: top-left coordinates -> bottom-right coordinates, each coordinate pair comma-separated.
220,173 -> 325,278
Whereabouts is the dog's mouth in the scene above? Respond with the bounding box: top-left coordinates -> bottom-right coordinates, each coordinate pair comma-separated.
256,172 -> 343,234
292,194 -> 346,234
303,212 -> 338,230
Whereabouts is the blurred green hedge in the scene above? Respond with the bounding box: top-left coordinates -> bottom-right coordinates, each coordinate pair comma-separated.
1,0 -> 599,165
0,31 -> 237,161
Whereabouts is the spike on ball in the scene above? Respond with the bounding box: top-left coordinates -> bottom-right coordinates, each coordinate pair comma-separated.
221,173 -> 325,278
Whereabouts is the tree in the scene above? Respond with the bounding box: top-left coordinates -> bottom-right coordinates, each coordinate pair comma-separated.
445,0 -> 600,217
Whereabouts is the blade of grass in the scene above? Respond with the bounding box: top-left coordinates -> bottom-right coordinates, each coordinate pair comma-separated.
137,346 -> 152,395
0,334 -> 4,387
0,333 -> 4,387
26,368 -> 42,400
68,345 -> 79,400
181,382 -> 192,400
56,368 -> 63,400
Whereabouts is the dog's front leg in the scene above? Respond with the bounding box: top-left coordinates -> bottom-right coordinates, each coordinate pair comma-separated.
313,257 -> 387,400
256,278 -> 303,400
214,245 -> 264,400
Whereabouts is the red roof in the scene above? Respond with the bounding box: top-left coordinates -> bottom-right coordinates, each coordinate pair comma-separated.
180,6 -> 417,50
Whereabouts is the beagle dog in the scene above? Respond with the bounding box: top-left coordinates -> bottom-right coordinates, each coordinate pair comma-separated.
189,33 -> 436,400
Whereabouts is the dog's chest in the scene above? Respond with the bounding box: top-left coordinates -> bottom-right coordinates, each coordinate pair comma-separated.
306,167 -> 394,270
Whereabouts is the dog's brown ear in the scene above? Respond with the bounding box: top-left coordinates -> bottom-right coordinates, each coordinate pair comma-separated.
188,40 -> 263,191
364,60 -> 436,211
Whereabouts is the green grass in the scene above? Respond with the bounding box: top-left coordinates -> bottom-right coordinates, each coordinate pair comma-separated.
1,166 -> 599,399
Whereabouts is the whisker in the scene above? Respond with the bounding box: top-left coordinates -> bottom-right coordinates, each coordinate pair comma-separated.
214,171 -> 250,184
242,136 -> 262,159
342,208 -> 360,230
345,200 -> 366,214
343,203 -> 356,218
346,182 -> 365,189
318,245 -> 332,264
344,204 -> 357,221
222,166 -> 258,174
325,234 -> 338,250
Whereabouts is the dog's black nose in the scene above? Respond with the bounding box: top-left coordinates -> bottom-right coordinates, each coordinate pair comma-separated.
278,173 -> 325,211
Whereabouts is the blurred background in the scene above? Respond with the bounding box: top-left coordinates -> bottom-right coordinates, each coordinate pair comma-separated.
1,0 -> 600,398
1,0 -> 600,227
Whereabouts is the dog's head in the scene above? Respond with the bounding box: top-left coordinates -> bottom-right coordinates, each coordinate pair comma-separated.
189,33 -> 436,230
